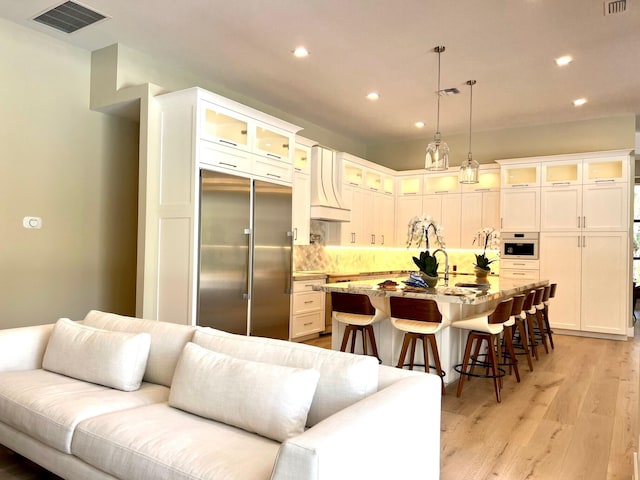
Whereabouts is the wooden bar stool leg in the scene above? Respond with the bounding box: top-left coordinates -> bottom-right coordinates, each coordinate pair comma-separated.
364,325 -> 381,362
525,313 -> 539,360
409,335 -> 417,370
349,326 -> 358,353
503,326 -> 520,382
359,326 -> 368,356
543,305 -> 555,350
515,319 -> 534,371
340,326 -> 352,352
422,335 -> 429,373
457,332 -> 476,397
427,334 -> 445,395
469,334 -> 483,379
396,335 -> 411,369
535,310 -> 549,354
487,334 -> 501,403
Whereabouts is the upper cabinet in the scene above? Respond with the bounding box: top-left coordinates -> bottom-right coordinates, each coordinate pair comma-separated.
424,169 -> 461,194
500,162 -> 540,188
201,102 -> 250,151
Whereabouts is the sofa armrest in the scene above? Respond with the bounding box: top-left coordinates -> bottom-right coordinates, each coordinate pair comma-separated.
0,324 -> 54,371
271,374 -> 441,480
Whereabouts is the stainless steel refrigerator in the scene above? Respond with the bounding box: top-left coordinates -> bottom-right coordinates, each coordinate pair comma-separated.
198,169 -> 293,339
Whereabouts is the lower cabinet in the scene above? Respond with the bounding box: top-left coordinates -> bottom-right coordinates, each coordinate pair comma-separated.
540,231 -> 629,335
290,278 -> 326,340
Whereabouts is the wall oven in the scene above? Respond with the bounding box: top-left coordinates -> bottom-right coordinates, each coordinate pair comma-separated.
500,232 -> 539,260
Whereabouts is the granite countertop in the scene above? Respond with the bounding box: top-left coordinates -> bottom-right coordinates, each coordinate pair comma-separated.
316,275 -> 547,305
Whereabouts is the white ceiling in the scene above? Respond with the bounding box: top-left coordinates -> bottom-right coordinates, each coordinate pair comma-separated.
1,0 -> 639,144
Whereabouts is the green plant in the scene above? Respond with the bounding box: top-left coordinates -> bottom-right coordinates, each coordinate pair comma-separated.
474,253 -> 496,271
413,250 -> 439,277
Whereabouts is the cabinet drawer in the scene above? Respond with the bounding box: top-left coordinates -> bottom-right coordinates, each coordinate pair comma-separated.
500,268 -> 540,281
500,259 -> 540,270
200,141 -> 252,173
293,279 -> 326,293
254,157 -> 292,183
291,311 -> 324,338
292,291 -> 324,314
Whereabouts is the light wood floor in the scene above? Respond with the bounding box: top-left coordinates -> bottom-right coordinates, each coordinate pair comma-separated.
306,328 -> 639,480
0,330 -> 636,479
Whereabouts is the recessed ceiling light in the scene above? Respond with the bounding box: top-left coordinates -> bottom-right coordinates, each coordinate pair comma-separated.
573,98 -> 587,106
292,46 -> 310,58
555,55 -> 573,66
366,92 -> 380,101
415,121 -> 425,128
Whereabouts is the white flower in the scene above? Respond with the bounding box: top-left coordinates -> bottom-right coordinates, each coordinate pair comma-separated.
407,214 -> 446,250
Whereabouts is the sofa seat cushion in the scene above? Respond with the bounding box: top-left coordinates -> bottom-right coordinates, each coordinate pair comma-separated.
193,328 -> 379,426
170,343 -> 319,442
0,369 -> 169,454
72,403 -> 280,480
83,310 -> 196,387
43,318 -> 151,392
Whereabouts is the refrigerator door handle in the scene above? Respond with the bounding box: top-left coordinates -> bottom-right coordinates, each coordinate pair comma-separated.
286,231 -> 294,294
243,228 -> 252,300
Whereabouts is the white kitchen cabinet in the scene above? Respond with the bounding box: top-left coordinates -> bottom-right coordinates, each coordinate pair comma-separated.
460,191 -> 500,248
339,183 -> 364,245
540,155 -> 629,232
500,162 -> 540,188
290,278 -> 326,340
461,167 -> 500,193
292,144 -> 311,245
395,194 -> 423,247
500,259 -> 540,281
540,231 -> 629,335
422,193 -> 462,248
396,173 -> 424,196
500,187 -> 540,232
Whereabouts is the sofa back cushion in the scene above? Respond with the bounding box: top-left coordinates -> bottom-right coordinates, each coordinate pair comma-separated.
83,310 -> 195,387
170,343 -> 319,442
43,318 -> 150,391
192,327 -> 379,426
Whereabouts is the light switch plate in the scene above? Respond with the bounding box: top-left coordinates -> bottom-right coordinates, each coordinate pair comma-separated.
23,217 -> 42,229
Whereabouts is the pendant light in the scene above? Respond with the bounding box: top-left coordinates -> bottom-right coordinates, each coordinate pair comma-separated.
425,46 -> 449,171
459,79 -> 480,184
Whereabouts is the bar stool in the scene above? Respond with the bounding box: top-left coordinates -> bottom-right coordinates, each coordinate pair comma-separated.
532,286 -> 550,355
542,283 -> 557,350
389,296 -> 450,394
524,287 -> 548,359
331,292 -> 385,362
454,298 -> 514,403
499,294 -> 527,382
509,292 -> 535,373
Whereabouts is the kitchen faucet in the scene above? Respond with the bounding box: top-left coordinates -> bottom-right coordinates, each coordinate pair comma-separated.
433,248 -> 449,287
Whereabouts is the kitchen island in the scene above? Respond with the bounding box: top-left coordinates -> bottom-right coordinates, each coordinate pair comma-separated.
316,275 -> 548,385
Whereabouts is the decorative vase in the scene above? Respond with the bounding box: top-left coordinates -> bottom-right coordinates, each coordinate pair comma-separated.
474,266 -> 490,283
419,272 -> 439,288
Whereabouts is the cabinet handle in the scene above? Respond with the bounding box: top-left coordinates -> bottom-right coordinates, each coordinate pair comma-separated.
474,188 -> 490,192
512,183 -> 529,188
304,300 -> 314,304
266,173 -> 281,179
219,139 -> 238,147
371,234 -> 375,245
349,182 -> 360,186
351,232 -> 356,244
435,190 -> 449,194
577,235 -> 581,248
513,272 -> 525,276
595,178 -> 616,183
500,218 -> 503,229
294,227 -> 298,241
303,322 -> 313,326
304,284 -> 316,288
583,216 -> 586,228
577,217 -> 581,228
514,263 -> 525,266
404,192 -> 417,195
219,161 -> 238,168
551,182 -> 570,186
381,234 -> 385,245
582,235 -> 586,247
266,153 -> 282,160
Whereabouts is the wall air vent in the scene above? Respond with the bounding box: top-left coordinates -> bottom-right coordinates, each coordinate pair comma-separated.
33,1 -> 107,34
604,0 -> 627,15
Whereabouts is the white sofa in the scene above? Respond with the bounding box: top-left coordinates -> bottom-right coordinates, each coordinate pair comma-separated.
0,310 -> 441,479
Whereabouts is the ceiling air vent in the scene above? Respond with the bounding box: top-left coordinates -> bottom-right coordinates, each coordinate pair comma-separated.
33,1 -> 107,34
604,0 -> 627,15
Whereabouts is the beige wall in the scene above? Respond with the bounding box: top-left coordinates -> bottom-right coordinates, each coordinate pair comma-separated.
366,115 -> 637,171
0,19 -> 139,328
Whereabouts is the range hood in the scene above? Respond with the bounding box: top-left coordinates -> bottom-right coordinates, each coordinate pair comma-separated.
310,145 -> 351,222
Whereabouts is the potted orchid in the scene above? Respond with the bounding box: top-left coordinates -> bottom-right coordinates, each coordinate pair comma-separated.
472,227 -> 500,279
407,215 -> 446,287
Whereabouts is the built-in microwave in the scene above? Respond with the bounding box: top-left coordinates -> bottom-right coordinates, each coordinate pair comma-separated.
501,232 -> 539,260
